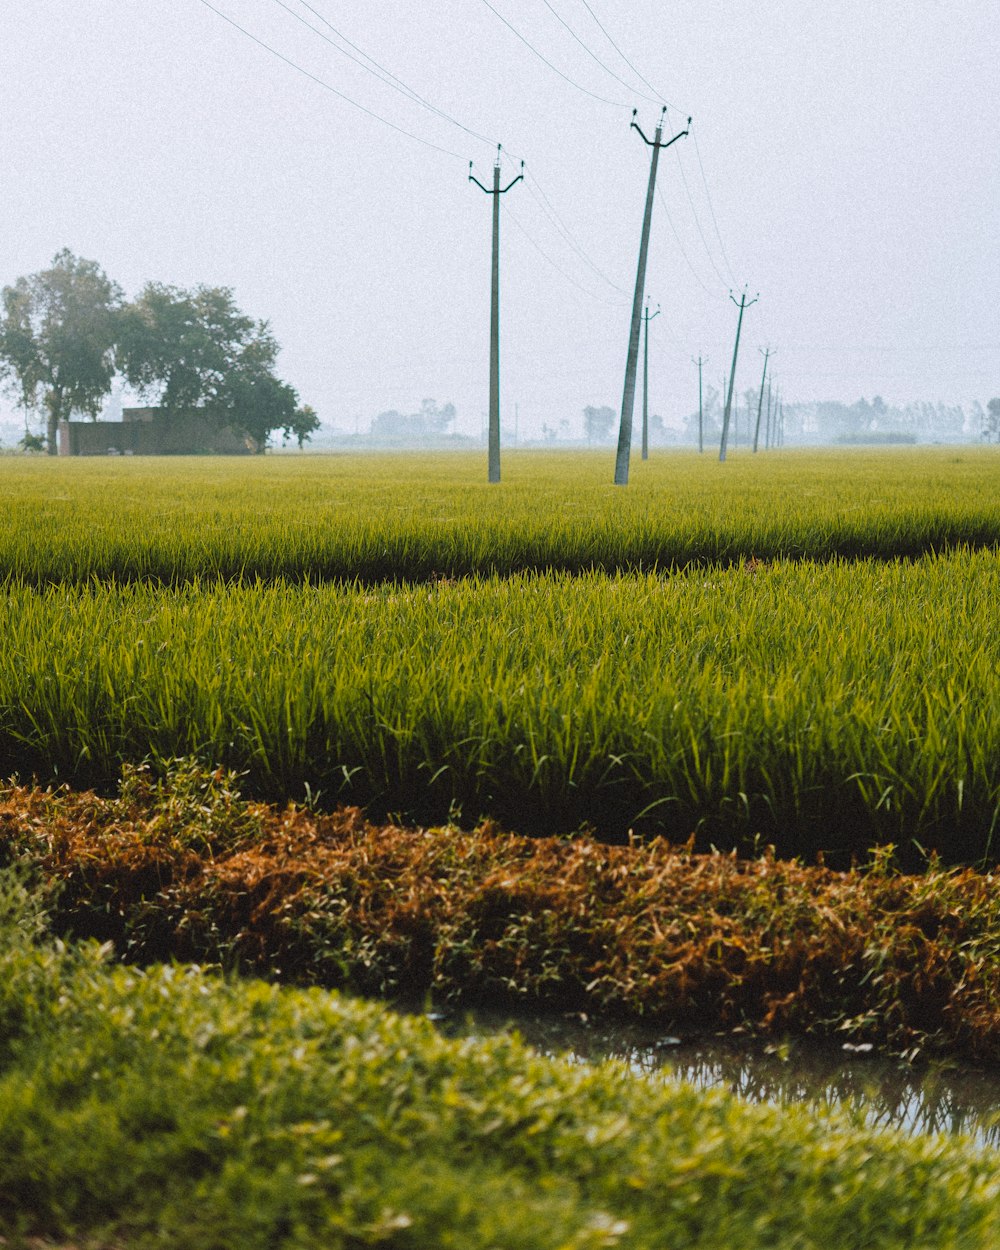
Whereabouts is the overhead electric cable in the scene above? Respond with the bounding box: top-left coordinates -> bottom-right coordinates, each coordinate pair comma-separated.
691,130 -> 741,287
671,141 -> 730,289
476,0 -> 628,106
655,184 -> 717,300
195,0 -> 467,160
282,0 -> 500,150
525,175 -> 630,294
504,204 -> 629,306
496,150 -> 629,294
575,0 -> 677,107
537,0 -> 661,103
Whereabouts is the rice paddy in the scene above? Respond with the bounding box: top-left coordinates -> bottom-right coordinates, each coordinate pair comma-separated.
2,447 -> 999,584
2,544 -> 998,859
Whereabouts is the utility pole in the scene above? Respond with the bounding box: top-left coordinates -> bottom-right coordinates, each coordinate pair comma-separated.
692,355 -> 706,453
752,347 -> 774,453
641,301 -> 660,460
614,107 -> 690,485
719,288 -> 758,462
470,147 -> 523,483
514,402 -> 519,448
764,380 -> 772,449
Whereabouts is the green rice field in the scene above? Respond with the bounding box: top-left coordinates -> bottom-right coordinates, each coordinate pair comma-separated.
2,448 -> 999,859
2,447 -> 999,584
1,554 -> 999,858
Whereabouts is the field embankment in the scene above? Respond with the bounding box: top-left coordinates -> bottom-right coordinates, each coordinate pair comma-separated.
5,765 -> 1000,1063
1,869 -> 998,1250
2,448 -> 999,584
2,553 -> 999,859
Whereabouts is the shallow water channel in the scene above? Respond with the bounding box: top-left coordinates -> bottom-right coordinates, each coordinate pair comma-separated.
436,1007 -> 1000,1149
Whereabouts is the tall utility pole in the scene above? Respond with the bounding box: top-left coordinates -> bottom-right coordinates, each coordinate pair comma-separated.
752,347 -> 774,453
641,301 -> 660,460
692,355 -> 706,453
719,288 -> 758,462
614,107 -> 689,486
469,147 -> 523,483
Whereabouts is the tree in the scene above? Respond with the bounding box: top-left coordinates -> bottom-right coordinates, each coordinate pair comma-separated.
118,283 -> 307,451
282,404 -> 321,450
369,399 -> 455,443
985,398 -> 1000,443
0,250 -> 122,454
583,405 -> 615,444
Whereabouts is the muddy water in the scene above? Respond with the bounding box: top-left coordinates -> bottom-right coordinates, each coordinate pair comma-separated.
438,1008 -> 1000,1149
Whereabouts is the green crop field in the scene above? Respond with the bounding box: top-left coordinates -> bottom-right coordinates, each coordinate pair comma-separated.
2,871 -> 999,1250
3,449 -> 1000,1244
2,449 -> 1000,858
2,446 -> 999,584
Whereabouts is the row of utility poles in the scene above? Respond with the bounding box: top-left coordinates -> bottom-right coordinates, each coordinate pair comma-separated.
469,113 -> 779,483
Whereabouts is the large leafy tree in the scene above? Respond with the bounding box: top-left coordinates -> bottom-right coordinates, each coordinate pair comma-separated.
0,250 -> 122,454
117,284 -> 311,451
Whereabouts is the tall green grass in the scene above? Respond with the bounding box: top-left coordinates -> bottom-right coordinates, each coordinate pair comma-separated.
3,552 -> 998,859
2,871 -> 999,1250
2,448 -> 999,584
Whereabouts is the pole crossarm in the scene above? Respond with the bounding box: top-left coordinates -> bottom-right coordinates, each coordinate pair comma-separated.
631,105 -> 691,149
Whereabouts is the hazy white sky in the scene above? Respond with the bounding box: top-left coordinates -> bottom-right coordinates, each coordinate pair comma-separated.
2,1 -> 997,436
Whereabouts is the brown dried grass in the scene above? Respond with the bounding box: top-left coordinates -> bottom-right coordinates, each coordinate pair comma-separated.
4,778 -> 1000,1062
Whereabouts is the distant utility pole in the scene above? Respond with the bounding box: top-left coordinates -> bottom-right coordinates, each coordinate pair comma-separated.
614,107 -> 690,486
514,402 -> 519,448
764,380 -> 773,449
692,355 -> 707,453
752,347 -> 774,453
470,146 -> 523,483
641,301 -> 660,460
719,287 -> 758,462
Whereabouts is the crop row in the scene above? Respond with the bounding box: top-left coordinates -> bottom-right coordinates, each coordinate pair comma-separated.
2,869 -> 999,1249
7,762 -> 1000,1063
3,553 -> 999,859
2,448 -> 999,584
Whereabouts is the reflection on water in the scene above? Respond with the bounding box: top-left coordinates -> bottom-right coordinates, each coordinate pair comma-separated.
443,1008 -> 1000,1149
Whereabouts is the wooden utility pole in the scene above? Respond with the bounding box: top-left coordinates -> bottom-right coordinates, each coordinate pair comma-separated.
753,347 -> 774,453
719,288 -> 758,462
641,301 -> 660,460
692,355 -> 706,453
470,148 -> 523,483
614,107 -> 689,485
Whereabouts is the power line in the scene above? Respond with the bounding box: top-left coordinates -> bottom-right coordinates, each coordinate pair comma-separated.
655,183 -> 718,300
670,141 -> 730,290
524,174 -> 630,294
691,130 -> 741,289
476,0 -> 628,107
504,204 -> 629,307
575,0 -> 678,108
195,0 -> 466,161
537,0 -> 661,103
281,0 -> 499,151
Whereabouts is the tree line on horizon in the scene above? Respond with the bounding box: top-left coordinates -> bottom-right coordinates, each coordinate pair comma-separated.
0,249 -> 319,454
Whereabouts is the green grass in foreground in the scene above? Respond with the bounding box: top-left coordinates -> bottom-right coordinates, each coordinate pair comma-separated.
3,552 -> 999,858
1,873 -> 999,1250
2,447 -> 999,584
